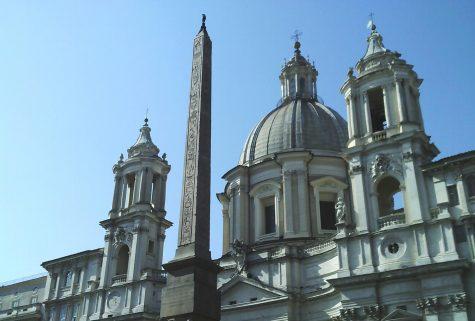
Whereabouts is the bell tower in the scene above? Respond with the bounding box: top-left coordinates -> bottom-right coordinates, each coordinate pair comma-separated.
91,118 -> 172,319
335,22 -> 451,278
342,23 -> 426,149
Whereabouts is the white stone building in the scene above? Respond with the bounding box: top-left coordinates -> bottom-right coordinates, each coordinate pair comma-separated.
1,23 -> 475,321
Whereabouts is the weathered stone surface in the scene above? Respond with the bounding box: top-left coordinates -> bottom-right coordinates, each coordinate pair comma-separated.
160,17 -> 220,321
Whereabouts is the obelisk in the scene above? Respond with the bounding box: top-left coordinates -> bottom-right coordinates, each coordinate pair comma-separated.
160,15 -> 220,321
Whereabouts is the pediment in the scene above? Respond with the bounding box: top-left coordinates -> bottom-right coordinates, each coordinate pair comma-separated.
220,275 -> 287,306
382,309 -> 421,321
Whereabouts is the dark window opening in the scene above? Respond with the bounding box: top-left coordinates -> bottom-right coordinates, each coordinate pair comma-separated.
454,225 -> 467,243
229,300 -> 237,305
377,177 -> 403,216
320,201 -> 336,230
116,245 -> 130,276
299,77 -> 306,94
447,185 -> 459,207
264,204 -> 276,234
147,240 -> 155,254
368,87 -> 387,132
466,176 -> 475,198
250,297 -> 258,302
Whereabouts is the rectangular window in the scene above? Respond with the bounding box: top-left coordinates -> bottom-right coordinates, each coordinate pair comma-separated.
320,201 -> 336,230
71,303 -> 79,321
264,204 -> 276,234
447,185 -> 459,207
31,297 -> 38,304
368,87 -> 387,132
147,240 -> 155,254
12,300 -> 19,308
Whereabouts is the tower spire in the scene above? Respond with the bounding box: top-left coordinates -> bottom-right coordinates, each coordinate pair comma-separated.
160,15 -> 220,321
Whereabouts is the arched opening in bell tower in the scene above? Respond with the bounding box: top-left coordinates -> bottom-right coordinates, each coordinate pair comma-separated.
116,245 -> 130,276
377,176 -> 404,216
368,87 -> 387,132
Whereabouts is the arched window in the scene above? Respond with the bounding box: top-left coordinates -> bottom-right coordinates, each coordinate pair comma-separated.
377,176 -> 403,216
466,176 -> 475,198
116,245 -> 130,276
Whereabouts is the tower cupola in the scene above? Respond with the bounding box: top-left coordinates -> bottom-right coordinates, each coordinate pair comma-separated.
279,38 -> 318,101
127,118 -> 160,158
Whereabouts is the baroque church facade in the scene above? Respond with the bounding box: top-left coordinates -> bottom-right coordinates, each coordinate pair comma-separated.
1,21 -> 475,321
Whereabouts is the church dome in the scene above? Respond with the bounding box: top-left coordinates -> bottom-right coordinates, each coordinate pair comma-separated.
239,99 -> 348,164
239,39 -> 348,165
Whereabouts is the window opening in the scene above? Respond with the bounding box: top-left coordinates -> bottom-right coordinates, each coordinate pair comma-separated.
147,240 -> 155,255
377,177 -> 403,216
368,87 -> 387,132
64,271 -> 72,287
264,204 -> 276,234
466,176 -> 475,198
447,185 -> 459,207
298,77 -> 305,94
320,200 -> 336,230
116,245 -> 130,276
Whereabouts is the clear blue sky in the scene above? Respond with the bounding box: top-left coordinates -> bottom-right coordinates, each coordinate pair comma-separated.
1,1 -> 474,282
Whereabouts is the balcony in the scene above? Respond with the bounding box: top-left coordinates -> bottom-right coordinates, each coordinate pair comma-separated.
378,210 -> 405,229
111,274 -> 127,285
372,130 -> 387,142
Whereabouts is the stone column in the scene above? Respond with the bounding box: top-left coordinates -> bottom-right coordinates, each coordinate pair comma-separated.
43,273 -> 54,301
254,197 -> 262,240
111,176 -> 121,211
222,203 -> 230,253
99,232 -> 114,287
346,98 -> 354,138
159,175 -> 167,210
349,95 -> 358,136
297,170 -> 310,236
120,178 -> 128,209
456,174 -> 469,214
157,234 -> 165,268
283,170 -> 294,235
382,85 -> 392,127
395,79 -> 406,123
404,81 -> 414,122
275,192 -> 283,237
134,170 -> 144,204
363,91 -> 372,134
349,163 -> 369,232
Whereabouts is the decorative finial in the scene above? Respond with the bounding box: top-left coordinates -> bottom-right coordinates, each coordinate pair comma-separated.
162,152 -> 167,161
200,14 -> 206,31
291,30 -> 302,55
144,107 -> 149,126
367,12 -> 376,31
119,153 -> 124,163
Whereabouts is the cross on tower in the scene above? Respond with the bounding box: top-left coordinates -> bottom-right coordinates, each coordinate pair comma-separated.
291,30 -> 302,43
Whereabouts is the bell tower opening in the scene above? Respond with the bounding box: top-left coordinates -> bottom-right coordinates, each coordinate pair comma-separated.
116,245 -> 130,276
368,87 -> 386,132
377,176 -> 403,216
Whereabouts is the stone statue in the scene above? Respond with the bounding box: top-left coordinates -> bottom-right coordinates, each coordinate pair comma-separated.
230,239 -> 250,277
335,196 -> 346,223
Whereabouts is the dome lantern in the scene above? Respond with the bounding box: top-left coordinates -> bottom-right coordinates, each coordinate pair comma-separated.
279,34 -> 318,101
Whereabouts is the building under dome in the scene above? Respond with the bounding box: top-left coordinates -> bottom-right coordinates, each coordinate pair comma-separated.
1,21 -> 475,321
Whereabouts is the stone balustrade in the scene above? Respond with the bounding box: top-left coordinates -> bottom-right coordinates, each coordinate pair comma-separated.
372,130 -> 387,141
111,274 -> 127,285
378,211 -> 405,228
